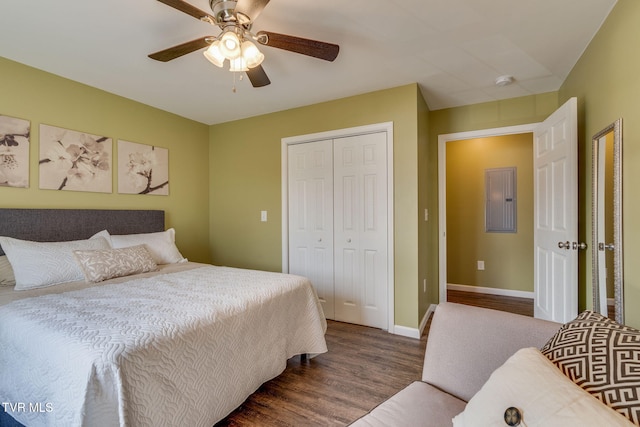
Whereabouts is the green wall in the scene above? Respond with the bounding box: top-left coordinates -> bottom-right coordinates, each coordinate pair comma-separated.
559,0 -> 640,327
4,0 -> 637,331
417,89 -> 433,323
446,134 -> 533,293
209,84 -> 426,329
0,57 -> 211,262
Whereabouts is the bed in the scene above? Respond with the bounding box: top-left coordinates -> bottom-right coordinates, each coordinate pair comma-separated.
0,209 -> 327,427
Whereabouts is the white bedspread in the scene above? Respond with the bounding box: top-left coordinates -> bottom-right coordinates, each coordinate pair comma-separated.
0,265 -> 327,427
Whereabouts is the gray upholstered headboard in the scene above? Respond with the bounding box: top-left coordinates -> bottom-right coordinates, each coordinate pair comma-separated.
0,209 -> 165,256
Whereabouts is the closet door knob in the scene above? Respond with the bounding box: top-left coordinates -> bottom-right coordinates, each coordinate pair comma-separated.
318,238 -> 322,242
347,238 -> 352,243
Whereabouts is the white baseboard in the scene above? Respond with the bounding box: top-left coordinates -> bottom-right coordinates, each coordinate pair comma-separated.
419,304 -> 437,335
393,325 -> 421,339
392,303 -> 437,340
447,283 -> 534,299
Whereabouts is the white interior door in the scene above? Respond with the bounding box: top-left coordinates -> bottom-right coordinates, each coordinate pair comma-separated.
288,140 -> 335,319
333,133 -> 388,329
533,97 -> 578,322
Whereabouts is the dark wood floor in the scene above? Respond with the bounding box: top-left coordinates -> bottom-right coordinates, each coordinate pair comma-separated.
447,289 -> 533,317
216,292 -> 530,426
215,320 -> 428,426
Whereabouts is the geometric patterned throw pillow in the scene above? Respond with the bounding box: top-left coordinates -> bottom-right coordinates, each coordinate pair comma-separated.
541,310 -> 640,425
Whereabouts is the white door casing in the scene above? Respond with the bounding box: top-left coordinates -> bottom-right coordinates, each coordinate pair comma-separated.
533,97 -> 578,322
287,140 -> 335,319
333,133 -> 388,328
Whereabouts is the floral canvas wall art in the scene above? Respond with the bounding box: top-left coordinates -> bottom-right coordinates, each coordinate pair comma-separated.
118,140 -> 169,195
39,124 -> 112,193
0,114 -> 30,188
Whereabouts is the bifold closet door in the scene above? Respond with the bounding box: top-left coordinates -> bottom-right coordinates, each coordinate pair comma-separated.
287,140 -> 335,319
333,132 -> 388,329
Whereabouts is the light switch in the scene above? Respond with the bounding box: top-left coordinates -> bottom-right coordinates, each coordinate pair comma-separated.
477,260 -> 485,270
261,210 -> 267,222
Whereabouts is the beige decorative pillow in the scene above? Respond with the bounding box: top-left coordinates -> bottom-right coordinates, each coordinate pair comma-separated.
73,245 -> 158,283
452,347 -> 633,427
0,255 -> 16,287
541,310 -> 640,424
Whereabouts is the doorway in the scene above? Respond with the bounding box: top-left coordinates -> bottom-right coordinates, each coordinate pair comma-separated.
438,98 -> 579,323
445,133 -> 534,303
438,124 -> 537,308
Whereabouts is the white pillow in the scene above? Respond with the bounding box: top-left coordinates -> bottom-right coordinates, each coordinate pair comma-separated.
0,236 -> 111,290
94,229 -> 186,265
0,255 -> 16,287
452,347 -> 634,427
73,245 -> 158,283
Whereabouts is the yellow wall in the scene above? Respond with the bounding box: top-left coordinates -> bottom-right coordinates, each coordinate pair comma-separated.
559,0 -> 640,327
446,134 -> 534,292
209,84 -> 426,329
0,57 -> 211,262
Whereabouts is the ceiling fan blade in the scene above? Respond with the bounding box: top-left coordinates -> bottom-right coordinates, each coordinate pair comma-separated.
234,0 -> 270,22
148,37 -> 211,62
156,0 -> 215,22
256,31 -> 339,62
246,65 -> 271,87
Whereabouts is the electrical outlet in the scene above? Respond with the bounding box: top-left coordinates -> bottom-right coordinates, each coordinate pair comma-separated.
477,260 -> 485,270
261,211 -> 267,222
424,209 -> 429,222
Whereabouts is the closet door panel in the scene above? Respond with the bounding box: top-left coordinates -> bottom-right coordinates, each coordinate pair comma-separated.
334,132 -> 388,328
288,140 -> 335,319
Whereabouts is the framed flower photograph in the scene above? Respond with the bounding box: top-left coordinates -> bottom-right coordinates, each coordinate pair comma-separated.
118,140 -> 169,195
39,124 -> 112,193
0,114 -> 30,188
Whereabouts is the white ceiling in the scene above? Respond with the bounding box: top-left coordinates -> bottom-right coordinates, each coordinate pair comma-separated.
0,0 -> 617,125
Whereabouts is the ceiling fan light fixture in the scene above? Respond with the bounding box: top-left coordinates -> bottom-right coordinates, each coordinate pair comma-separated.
241,40 -> 264,68
219,30 -> 242,59
229,56 -> 248,72
203,41 -> 225,67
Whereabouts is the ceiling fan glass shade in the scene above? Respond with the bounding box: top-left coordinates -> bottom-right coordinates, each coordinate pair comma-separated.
241,40 -> 264,68
219,30 -> 242,59
229,57 -> 248,72
203,40 -> 225,67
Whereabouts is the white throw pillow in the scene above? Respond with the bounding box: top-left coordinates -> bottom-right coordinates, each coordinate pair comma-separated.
94,229 -> 186,264
73,245 -> 158,283
0,255 -> 16,287
452,347 -> 634,427
0,236 -> 111,290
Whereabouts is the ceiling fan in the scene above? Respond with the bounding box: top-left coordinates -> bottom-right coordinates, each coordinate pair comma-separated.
149,0 -> 340,87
